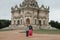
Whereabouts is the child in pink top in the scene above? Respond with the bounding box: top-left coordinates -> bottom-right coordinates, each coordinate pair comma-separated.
29,29 -> 32,36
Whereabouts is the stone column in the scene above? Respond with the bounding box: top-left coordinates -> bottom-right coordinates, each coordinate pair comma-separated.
16,20 -> 17,25
11,20 -> 14,25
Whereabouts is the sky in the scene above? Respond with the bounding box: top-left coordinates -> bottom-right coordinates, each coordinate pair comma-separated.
0,0 -> 60,22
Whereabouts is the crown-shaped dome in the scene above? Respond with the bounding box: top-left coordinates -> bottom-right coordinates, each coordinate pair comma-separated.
20,0 -> 39,8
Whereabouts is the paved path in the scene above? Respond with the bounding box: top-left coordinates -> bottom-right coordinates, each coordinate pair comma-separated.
0,30 -> 60,40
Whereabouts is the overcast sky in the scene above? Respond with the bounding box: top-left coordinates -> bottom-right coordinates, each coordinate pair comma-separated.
0,0 -> 60,22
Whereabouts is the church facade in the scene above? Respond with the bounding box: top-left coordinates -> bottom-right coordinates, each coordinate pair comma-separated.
11,0 -> 50,29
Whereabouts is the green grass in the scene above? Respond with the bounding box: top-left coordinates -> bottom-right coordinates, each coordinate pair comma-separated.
33,29 -> 60,34
0,29 -> 14,31
0,29 -> 60,34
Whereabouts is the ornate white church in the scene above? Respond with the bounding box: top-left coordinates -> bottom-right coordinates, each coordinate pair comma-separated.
10,0 -> 51,29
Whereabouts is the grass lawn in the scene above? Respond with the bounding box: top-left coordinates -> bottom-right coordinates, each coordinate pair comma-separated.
33,29 -> 60,34
0,29 -> 60,34
0,29 -> 16,31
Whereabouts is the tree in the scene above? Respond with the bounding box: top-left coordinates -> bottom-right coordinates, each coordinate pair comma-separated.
49,20 -> 60,29
0,20 -> 11,29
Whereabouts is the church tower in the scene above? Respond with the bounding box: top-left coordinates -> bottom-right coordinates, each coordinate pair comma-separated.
11,0 -> 50,29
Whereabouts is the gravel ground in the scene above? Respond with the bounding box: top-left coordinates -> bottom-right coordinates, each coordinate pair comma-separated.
0,30 -> 60,40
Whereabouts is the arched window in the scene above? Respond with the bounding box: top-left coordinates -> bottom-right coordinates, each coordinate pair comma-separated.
39,20 -> 41,26
17,20 -> 20,25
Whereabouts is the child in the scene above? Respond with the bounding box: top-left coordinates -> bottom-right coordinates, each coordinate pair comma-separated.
29,29 -> 32,36
26,26 -> 29,37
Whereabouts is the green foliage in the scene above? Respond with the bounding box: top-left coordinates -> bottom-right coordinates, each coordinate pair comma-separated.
49,20 -> 60,29
0,20 -> 11,29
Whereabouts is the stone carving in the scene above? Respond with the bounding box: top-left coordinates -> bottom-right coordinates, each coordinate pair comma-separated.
10,0 -> 52,30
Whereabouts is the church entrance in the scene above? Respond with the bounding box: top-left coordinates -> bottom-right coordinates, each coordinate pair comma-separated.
26,18 -> 30,25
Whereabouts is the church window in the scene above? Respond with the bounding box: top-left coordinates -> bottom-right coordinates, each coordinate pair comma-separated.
39,20 -> 41,26
17,20 -> 20,25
